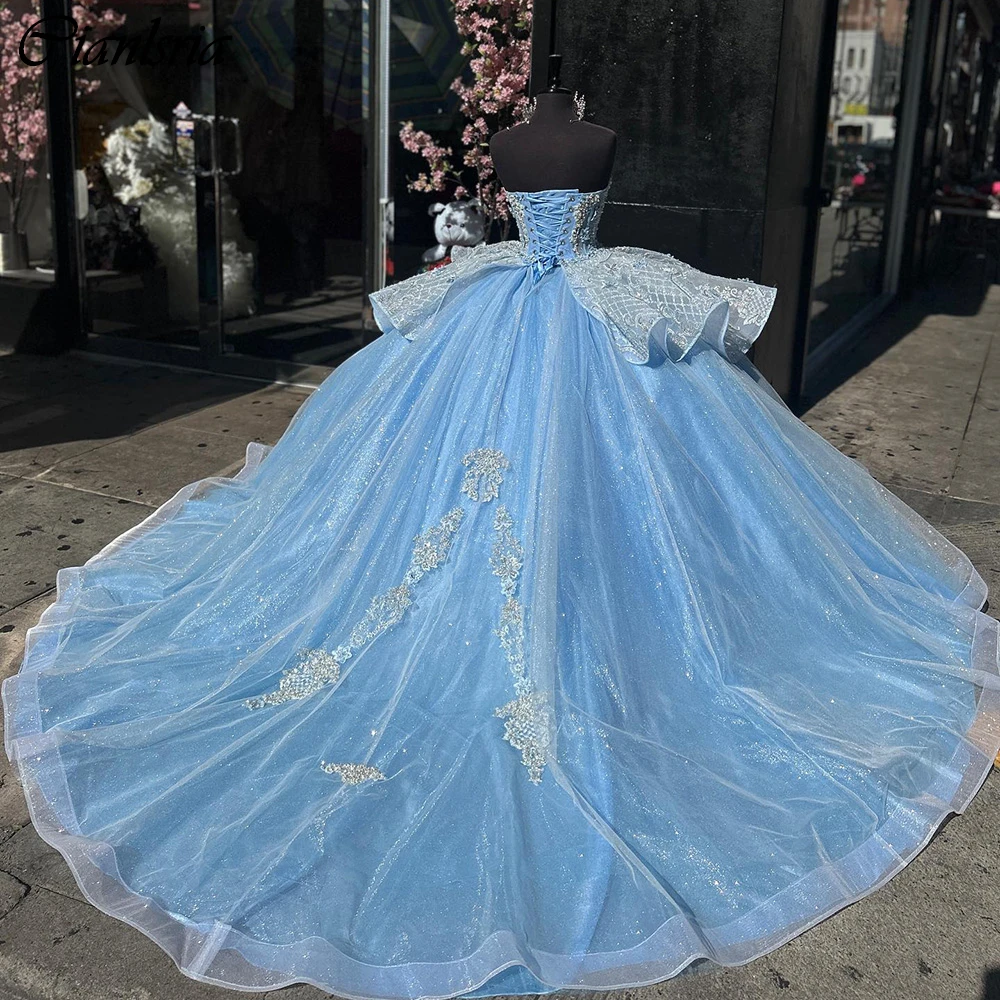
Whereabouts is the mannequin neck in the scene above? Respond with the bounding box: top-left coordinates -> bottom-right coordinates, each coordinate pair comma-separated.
531,91 -> 577,124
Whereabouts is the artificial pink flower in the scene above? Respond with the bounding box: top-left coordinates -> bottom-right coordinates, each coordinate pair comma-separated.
0,1 -> 125,230
398,0 -> 531,237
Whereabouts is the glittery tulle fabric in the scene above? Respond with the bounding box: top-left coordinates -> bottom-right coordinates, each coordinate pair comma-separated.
4,187 -> 1000,999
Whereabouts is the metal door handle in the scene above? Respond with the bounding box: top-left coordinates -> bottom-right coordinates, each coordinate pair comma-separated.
173,112 -> 240,177
193,115 -> 216,177
217,116 -> 243,177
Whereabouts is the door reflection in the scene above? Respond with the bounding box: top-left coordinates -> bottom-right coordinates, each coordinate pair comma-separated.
809,0 -> 911,353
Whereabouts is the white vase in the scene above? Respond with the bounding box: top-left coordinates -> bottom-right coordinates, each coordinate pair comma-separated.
0,231 -> 29,272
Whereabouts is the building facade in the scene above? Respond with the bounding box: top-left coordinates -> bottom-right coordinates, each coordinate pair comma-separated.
547,0 -> 1000,403
2,0 -> 999,406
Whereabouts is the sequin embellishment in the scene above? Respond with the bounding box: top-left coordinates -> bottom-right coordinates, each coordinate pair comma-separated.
570,190 -> 607,257
461,448 -> 510,503
244,648 -> 341,710
245,506 -> 465,709
320,762 -> 386,784
490,505 -> 552,783
698,281 -> 775,331
562,247 -> 777,363
244,452 -> 550,785
495,692 -> 553,784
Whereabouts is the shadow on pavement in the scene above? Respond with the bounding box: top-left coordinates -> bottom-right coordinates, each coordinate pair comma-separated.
0,352 -> 263,461
800,263 -> 997,412
982,967 -> 1000,1000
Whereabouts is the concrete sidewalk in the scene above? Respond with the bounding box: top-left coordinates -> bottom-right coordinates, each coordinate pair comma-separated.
0,280 -> 998,1000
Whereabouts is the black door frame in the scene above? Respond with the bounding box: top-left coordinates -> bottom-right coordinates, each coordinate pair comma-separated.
797,0 -> 936,393
40,0 -> 87,353
40,0 -> 388,388
785,0 -> 844,406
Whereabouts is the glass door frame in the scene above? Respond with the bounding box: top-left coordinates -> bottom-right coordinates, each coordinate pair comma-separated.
40,0 -> 87,350
363,0 -> 392,320
50,0 -> 394,387
803,0 -> 933,383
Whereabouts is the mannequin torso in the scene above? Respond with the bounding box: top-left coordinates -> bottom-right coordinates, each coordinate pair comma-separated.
490,92 -> 617,193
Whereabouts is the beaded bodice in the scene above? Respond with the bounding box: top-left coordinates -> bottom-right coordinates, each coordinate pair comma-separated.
369,177 -> 777,367
507,187 -> 608,273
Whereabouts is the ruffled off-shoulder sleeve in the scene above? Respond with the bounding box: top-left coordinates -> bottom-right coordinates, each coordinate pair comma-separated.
369,241 -> 524,341
562,246 -> 777,365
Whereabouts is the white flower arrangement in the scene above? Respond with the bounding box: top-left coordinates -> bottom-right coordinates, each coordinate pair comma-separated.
102,116 -> 256,323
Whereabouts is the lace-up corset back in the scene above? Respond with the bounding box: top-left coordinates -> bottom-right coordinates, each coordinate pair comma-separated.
369,179 -> 777,366
507,187 -> 608,272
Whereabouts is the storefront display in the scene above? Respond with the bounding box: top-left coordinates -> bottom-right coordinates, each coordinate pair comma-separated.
7,0 -> 475,371
7,0 -> 999,396
806,0 -> 914,358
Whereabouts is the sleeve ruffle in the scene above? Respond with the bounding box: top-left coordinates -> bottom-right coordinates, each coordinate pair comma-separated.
369,242 -> 524,342
563,246 -> 777,365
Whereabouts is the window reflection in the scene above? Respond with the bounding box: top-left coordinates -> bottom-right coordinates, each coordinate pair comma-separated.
809,0 -> 910,353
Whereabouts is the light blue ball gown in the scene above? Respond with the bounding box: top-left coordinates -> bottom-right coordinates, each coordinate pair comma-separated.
4,184 -> 999,999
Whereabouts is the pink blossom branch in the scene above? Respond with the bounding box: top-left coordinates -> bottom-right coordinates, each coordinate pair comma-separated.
0,1 -> 125,230
398,0 -> 531,239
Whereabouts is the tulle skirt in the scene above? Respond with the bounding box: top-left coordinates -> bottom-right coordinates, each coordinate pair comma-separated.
4,266 -> 999,997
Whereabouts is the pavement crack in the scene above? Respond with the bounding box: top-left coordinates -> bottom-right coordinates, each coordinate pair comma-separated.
0,874 -> 82,909
959,335 -> 993,448
0,588 -> 57,622
0,873 -> 30,923
1,472 -> 158,510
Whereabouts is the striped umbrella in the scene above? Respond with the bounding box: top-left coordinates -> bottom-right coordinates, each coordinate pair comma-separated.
227,0 -> 467,131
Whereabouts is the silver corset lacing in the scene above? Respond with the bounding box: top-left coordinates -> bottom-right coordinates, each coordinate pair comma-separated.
506,187 -> 609,280
368,181 -> 777,365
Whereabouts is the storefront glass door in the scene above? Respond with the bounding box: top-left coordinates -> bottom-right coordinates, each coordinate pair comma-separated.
72,2 -> 206,353
68,0 -> 468,375
73,0 -> 377,374
807,0 -> 914,357
213,0 -> 368,366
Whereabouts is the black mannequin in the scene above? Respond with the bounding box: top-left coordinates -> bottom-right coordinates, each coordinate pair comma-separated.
490,65 -> 616,193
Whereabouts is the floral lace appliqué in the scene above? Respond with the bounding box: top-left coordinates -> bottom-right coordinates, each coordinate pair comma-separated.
245,507 -> 464,710
496,692 -> 553,785
320,762 -> 386,784
244,648 -> 342,710
490,505 -> 552,783
246,450 -> 550,787
461,448 -> 510,503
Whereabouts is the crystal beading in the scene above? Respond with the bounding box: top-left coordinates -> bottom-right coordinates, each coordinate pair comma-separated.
369,187 -> 776,364
245,506 -> 465,710
490,504 -> 552,783
496,692 -> 553,785
562,247 -> 777,363
461,448 -> 510,503
244,648 -> 342,710
320,762 -> 386,784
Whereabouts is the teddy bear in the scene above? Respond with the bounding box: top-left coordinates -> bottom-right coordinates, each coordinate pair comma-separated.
422,198 -> 487,264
